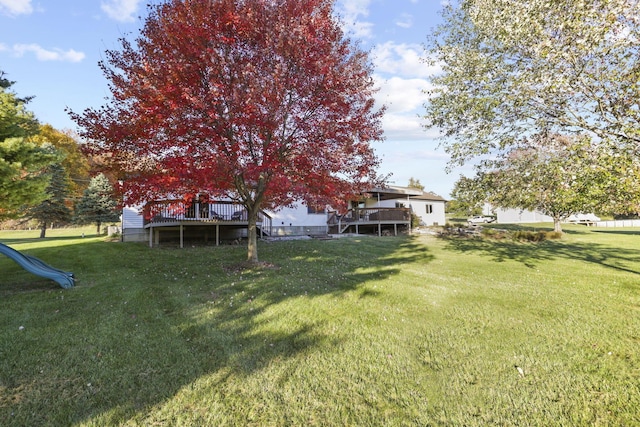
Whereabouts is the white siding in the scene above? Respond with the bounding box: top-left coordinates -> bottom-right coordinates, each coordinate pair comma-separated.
268,203 -> 328,235
269,204 -> 328,227
122,206 -> 144,229
410,200 -> 446,226
496,208 -> 553,224
364,195 -> 446,226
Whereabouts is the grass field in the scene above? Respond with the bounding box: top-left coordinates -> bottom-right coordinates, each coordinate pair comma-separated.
1,225 -> 639,426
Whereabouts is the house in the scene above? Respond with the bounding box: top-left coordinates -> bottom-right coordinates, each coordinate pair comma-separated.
496,208 -> 554,224
354,186 -> 446,227
120,185 -> 446,246
327,186 -> 446,236
495,208 -> 601,225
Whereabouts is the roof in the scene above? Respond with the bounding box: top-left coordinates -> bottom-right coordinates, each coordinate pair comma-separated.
365,185 -> 447,202
411,191 -> 447,202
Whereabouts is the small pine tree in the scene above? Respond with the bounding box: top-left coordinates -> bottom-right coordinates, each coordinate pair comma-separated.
75,174 -> 120,234
26,162 -> 72,238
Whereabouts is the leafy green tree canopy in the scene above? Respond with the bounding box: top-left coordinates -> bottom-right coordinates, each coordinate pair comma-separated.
407,177 -> 425,191
449,175 -> 487,217
29,125 -> 91,199
424,0 -> 640,166
458,134 -> 638,232
0,139 -> 57,219
0,72 -> 57,219
0,72 -> 39,141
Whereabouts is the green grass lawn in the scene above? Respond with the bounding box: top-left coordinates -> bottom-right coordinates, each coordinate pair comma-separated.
1,225 -> 639,426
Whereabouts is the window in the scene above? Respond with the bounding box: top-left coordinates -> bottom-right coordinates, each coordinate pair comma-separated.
395,202 -> 406,208
307,205 -> 326,214
426,204 -> 433,214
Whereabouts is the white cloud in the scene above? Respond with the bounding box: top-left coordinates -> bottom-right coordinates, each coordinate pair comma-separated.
395,13 -> 413,29
374,75 -> 433,141
11,44 -> 85,62
336,0 -> 374,38
381,146 -> 449,162
379,109 -> 442,141
381,113 -> 424,140
101,0 -> 141,23
369,42 -> 443,140
376,76 -> 431,113
0,0 -> 33,16
373,42 -> 441,78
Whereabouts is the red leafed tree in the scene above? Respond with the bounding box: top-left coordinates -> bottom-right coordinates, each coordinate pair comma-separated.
70,0 -> 384,262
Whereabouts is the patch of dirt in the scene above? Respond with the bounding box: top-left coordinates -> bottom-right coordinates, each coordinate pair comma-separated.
223,261 -> 279,273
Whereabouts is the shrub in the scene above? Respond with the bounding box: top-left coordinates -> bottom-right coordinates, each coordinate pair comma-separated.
481,228 -> 508,239
411,213 -> 422,229
544,231 -> 563,240
511,230 -> 563,242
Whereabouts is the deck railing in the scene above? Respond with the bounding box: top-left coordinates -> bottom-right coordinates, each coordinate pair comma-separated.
328,207 -> 411,233
328,207 -> 411,224
143,200 -> 272,234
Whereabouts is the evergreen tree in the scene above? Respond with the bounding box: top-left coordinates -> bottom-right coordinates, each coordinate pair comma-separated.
27,162 -> 72,238
1,71 -> 57,219
0,71 -> 39,141
29,125 -> 91,199
74,174 -> 120,234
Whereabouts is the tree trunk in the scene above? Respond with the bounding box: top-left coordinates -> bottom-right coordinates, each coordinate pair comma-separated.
553,218 -> 563,233
96,221 -> 102,235
247,209 -> 259,263
39,223 -> 47,239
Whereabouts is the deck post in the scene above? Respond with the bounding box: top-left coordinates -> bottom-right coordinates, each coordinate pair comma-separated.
149,225 -> 153,248
216,224 -> 220,246
378,222 -> 381,237
180,224 -> 184,248
394,224 -> 397,236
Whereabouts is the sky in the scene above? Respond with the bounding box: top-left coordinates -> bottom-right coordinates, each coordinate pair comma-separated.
0,0 -> 466,198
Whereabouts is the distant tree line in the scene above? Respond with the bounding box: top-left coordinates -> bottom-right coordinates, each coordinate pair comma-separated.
0,71 -> 120,237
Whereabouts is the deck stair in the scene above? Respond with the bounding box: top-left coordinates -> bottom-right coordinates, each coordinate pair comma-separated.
327,207 -> 411,236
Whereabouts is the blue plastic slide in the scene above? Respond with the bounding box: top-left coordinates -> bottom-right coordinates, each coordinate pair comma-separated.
0,242 -> 75,289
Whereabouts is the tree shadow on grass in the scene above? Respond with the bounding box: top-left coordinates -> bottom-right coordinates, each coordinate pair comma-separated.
0,234 -> 98,245
0,236 -> 433,425
441,234 -> 640,275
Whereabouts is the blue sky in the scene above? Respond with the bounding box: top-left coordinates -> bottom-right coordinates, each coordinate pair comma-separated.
0,0 -> 464,197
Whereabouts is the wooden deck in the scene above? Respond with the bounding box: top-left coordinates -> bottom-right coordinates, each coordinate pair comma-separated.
143,200 -> 272,247
327,208 -> 411,236
143,202 -> 411,247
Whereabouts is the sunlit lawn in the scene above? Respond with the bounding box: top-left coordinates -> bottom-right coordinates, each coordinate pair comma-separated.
0,225 -> 639,426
